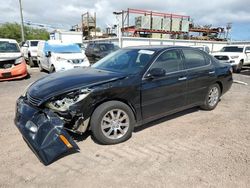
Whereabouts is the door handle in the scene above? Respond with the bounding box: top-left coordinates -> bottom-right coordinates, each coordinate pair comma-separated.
209,71 -> 215,74
178,77 -> 187,81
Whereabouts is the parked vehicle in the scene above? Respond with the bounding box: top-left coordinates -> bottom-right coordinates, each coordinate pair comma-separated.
212,45 -> 250,73
21,40 -> 43,67
37,41 -> 90,73
0,38 -> 28,81
190,45 -> 210,54
85,42 -> 118,64
15,46 -> 233,165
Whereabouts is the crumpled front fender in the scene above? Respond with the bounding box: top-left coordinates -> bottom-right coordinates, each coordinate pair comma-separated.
15,97 -> 79,165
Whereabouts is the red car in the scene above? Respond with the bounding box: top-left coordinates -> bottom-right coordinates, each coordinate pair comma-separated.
0,39 -> 28,81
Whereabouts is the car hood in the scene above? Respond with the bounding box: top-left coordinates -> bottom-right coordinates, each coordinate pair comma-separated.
53,52 -> 86,59
28,67 -> 126,101
0,52 -> 22,60
212,52 -> 242,56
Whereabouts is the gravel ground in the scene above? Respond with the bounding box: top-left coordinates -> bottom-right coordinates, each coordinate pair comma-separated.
0,67 -> 250,188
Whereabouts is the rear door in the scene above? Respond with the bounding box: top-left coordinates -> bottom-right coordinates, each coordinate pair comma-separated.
141,49 -> 187,120
181,49 -> 216,105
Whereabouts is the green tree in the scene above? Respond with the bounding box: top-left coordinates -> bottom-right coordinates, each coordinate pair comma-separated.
0,22 -> 49,42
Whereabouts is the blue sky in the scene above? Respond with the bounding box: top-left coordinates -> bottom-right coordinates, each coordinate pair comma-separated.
1,0 -> 250,41
231,23 -> 250,40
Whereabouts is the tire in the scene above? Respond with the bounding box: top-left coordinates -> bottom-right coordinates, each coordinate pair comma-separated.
90,101 -> 135,145
200,83 -> 221,110
28,56 -> 35,67
233,60 -> 243,73
38,61 -> 44,72
49,65 -> 55,73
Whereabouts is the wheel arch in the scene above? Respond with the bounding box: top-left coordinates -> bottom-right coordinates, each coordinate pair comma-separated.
215,81 -> 223,93
88,98 -> 138,130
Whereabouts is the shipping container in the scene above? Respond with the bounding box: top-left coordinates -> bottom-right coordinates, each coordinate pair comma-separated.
162,34 -> 171,39
151,33 -> 162,39
152,17 -> 162,30
135,16 -> 151,29
162,18 -> 171,31
181,19 -> 190,32
171,18 -> 181,32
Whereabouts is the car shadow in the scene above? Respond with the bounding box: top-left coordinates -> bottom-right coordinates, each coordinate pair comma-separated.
69,107 -> 201,144
69,130 -> 91,142
239,66 -> 250,76
134,107 -> 200,132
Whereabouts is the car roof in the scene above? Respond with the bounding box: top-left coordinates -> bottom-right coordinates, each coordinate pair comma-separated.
124,45 -> 195,52
224,45 -> 247,47
0,38 -> 18,43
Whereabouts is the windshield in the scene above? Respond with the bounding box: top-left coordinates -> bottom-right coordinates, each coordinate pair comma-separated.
45,43 -> 81,53
221,46 -> 243,52
30,41 -> 39,46
99,44 -> 114,51
0,41 -> 20,53
92,49 -> 155,74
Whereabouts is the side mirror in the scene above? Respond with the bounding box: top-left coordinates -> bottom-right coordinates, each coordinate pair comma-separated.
145,68 -> 166,79
23,44 -> 28,47
245,50 -> 250,53
45,51 -> 51,57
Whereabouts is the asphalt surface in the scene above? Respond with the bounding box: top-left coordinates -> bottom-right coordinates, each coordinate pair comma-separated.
0,67 -> 250,188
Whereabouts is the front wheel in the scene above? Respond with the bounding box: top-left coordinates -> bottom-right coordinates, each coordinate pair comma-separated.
233,60 -> 243,73
28,56 -> 35,67
49,65 -> 55,73
90,101 -> 135,145
200,84 -> 221,110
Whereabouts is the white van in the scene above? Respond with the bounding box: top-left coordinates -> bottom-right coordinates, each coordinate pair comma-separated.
37,41 -> 90,73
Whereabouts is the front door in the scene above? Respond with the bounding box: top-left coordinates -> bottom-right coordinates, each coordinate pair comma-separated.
141,49 -> 187,121
245,46 -> 250,64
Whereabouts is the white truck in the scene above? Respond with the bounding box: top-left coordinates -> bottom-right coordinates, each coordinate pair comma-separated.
212,45 -> 250,73
21,40 -> 43,67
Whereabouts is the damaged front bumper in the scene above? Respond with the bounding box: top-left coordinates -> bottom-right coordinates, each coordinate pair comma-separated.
15,97 -> 79,165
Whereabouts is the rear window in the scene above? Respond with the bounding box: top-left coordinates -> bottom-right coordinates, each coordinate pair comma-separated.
98,44 -> 114,51
182,49 -> 208,69
221,46 -> 243,52
30,41 -> 39,46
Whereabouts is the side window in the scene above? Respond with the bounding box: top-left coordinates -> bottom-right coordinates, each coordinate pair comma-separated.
151,50 -> 183,73
87,44 -> 94,49
182,49 -> 208,69
245,47 -> 250,51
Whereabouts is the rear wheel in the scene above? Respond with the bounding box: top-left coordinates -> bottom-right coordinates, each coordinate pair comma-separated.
49,65 -> 55,73
28,56 -> 35,67
38,61 -> 43,72
201,84 -> 221,110
91,101 -> 135,145
233,60 -> 243,73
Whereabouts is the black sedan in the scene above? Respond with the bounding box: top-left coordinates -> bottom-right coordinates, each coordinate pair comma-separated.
15,46 -> 233,165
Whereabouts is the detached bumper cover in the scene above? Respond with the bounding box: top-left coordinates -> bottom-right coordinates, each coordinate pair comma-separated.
15,97 -> 79,165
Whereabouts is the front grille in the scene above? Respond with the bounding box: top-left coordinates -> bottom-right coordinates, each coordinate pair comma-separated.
214,55 -> 229,61
27,93 -> 42,106
72,59 -> 82,64
0,59 -> 15,69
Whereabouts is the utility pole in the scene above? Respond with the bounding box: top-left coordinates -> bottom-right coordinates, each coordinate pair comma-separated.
113,11 -> 123,48
18,0 -> 25,42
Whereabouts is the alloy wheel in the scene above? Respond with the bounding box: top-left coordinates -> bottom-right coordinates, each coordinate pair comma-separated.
208,87 -> 219,107
101,109 -> 130,140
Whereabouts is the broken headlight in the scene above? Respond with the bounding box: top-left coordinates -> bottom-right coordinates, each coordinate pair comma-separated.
15,57 -> 24,65
45,89 -> 90,112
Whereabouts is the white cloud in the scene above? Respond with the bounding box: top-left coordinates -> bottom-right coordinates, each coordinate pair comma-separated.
1,0 -> 250,30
